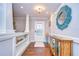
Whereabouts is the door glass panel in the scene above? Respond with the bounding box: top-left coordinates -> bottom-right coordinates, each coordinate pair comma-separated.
35,23 -> 43,36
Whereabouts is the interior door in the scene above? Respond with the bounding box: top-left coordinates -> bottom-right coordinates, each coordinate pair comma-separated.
34,21 -> 45,42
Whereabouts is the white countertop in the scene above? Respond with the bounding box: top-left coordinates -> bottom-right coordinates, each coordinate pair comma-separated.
49,33 -> 79,43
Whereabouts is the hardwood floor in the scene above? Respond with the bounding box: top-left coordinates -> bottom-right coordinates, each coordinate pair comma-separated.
22,42 -> 53,56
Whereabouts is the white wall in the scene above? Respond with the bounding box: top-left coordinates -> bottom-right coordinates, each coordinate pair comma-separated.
53,3 -> 79,38
52,3 -> 79,56
13,16 -> 26,32
0,4 -> 6,33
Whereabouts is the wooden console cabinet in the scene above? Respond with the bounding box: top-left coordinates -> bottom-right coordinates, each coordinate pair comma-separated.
50,36 -> 73,56
57,40 -> 73,56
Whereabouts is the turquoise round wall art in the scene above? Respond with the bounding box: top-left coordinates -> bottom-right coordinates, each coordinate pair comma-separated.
56,5 -> 72,30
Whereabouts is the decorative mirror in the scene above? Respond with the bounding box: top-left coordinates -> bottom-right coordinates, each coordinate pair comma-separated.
56,5 -> 72,30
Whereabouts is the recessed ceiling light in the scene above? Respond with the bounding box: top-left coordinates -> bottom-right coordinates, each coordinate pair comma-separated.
20,6 -> 23,8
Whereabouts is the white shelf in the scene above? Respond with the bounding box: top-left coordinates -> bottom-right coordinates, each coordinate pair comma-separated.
50,33 -> 79,44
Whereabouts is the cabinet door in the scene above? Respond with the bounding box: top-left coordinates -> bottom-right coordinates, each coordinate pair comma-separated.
60,41 -> 64,56
60,40 -> 72,56
63,41 -> 71,56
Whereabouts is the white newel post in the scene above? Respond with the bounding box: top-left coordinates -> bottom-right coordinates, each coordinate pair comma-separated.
25,14 -> 30,33
0,3 -> 16,56
24,14 -> 30,43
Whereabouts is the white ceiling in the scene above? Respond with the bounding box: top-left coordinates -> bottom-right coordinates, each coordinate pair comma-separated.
13,3 -> 61,17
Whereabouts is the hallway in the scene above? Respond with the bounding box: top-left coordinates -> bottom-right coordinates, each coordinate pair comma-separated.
22,42 -> 53,56
0,3 -> 79,56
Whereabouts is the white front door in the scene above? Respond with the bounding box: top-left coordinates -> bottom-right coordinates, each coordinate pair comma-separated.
34,21 -> 45,42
